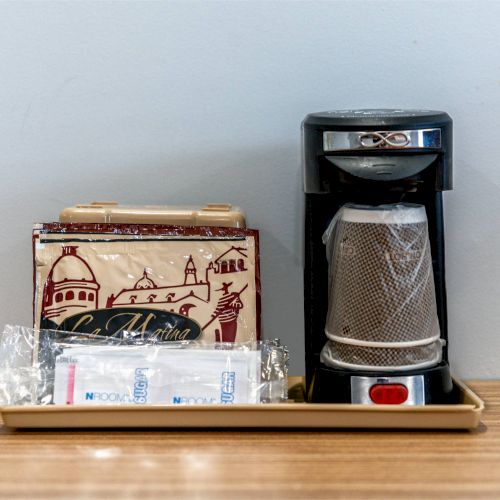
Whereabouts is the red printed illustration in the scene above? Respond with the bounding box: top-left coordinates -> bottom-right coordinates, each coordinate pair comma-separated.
41,245 -> 251,342
42,246 -> 101,321
203,282 -> 248,342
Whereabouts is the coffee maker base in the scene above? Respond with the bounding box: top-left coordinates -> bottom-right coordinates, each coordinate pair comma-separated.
309,362 -> 455,405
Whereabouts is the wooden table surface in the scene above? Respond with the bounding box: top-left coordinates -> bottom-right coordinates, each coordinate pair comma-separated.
0,380 -> 499,499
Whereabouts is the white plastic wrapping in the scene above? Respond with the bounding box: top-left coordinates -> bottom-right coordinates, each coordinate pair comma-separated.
320,203 -> 443,371
0,325 -> 288,406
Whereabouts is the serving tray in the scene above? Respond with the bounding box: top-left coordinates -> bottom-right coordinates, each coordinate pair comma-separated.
0,377 -> 483,430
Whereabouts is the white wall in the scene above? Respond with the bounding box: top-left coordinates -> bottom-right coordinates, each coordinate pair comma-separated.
0,0 -> 499,377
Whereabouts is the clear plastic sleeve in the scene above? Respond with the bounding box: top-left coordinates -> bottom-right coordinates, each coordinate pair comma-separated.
0,325 -> 288,406
321,203 -> 443,371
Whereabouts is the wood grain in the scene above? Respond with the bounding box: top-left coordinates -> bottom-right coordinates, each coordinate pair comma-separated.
0,381 -> 499,499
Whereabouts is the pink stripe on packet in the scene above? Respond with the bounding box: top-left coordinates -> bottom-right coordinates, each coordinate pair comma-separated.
66,364 -> 76,405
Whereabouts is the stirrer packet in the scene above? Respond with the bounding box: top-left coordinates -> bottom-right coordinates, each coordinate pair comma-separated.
33,223 -> 260,344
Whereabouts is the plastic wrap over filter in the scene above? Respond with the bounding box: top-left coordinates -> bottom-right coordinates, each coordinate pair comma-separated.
0,325 -> 288,406
320,203 -> 443,372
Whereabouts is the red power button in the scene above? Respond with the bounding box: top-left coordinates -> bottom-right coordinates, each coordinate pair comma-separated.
369,384 -> 409,404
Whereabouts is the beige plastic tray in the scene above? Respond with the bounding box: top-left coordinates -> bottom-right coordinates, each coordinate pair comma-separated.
59,202 -> 246,228
0,377 -> 483,430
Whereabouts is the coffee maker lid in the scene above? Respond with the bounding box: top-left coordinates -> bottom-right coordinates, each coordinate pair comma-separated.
303,109 -> 451,130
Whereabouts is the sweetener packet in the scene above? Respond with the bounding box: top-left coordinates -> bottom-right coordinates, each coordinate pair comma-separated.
53,346 -> 261,405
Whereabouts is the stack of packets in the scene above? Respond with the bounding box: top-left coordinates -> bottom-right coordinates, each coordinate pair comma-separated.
54,345 -> 262,405
0,326 -> 289,406
1,204 -> 289,407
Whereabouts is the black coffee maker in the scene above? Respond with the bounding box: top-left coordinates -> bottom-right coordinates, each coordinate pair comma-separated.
303,109 -> 455,404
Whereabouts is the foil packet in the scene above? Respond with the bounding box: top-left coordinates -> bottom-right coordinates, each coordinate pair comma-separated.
33,223 -> 261,343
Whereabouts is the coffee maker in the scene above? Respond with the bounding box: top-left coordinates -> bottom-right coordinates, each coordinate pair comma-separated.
303,109 -> 455,404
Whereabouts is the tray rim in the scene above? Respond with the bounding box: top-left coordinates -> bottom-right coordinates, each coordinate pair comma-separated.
0,376 -> 484,429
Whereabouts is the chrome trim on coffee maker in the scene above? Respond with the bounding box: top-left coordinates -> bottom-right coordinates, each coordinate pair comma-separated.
323,128 -> 442,151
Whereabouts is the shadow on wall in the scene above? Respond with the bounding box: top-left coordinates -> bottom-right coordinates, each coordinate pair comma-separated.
445,160 -> 500,377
